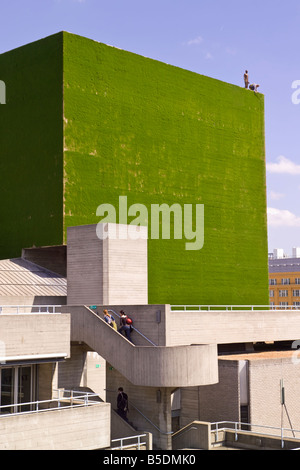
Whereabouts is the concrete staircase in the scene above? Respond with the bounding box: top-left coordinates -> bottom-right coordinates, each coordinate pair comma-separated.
66,305 -> 218,388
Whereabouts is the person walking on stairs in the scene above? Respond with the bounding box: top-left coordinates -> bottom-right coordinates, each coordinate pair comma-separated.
117,387 -> 129,422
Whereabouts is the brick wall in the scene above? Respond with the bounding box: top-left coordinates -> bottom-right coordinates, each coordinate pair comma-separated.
249,354 -> 300,436
180,360 -> 240,427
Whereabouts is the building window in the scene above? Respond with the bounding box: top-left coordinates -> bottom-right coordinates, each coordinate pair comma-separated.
269,290 -> 274,297
279,290 -> 288,297
0,365 -> 37,414
293,290 -> 300,297
279,302 -> 288,307
281,278 -> 290,285
269,279 -> 277,285
295,278 -> 300,285
240,405 -> 250,429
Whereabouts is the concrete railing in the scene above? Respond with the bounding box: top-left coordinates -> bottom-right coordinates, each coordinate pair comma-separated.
0,390 -> 101,416
0,305 -> 62,314
66,303 -> 300,348
172,422 -> 211,450
0,400 -> 110,450
171,305 -> 300,311
0,312 -> 70,362
168,307 -> 300,346
172,420 -> 300,450
111,433 -> 153,450
211,421 -> 300,450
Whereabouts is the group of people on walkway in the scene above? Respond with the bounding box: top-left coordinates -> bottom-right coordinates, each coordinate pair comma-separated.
103,309 -> 134,343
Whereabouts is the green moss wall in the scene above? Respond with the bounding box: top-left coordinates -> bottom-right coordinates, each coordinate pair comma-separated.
63,33 -> 269,306
0,32 -> 268,305
0,33 -> 64,258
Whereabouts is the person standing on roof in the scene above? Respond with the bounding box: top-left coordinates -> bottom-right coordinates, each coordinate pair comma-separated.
244,70 -> 249,88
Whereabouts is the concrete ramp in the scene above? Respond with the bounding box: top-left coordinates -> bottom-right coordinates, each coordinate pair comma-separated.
66,305 -> 218,388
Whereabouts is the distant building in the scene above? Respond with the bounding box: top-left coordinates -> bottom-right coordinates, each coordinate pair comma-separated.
269,248 -> 300,307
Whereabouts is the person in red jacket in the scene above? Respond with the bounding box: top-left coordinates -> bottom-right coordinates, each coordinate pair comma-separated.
118,310 -> 134,343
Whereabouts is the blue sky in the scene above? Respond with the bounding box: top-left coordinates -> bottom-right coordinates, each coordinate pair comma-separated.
1,0 -> 300,254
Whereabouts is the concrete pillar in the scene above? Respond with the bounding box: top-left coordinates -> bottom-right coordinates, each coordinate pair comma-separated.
67,223 -> 148,305
145,432 -> 153,450
38,362 -> 58,406
106,364 -> 174,450
57,344 -> 106,401
155,387 -> 173,450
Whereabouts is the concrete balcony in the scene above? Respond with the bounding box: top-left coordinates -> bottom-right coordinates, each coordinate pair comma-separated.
75,304 -> 300,348
167,306 -> 300,346
0,396 -> 110,450
0,309 -> 70,363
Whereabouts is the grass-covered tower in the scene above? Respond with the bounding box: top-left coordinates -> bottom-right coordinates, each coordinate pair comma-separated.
0,32 -> 268,305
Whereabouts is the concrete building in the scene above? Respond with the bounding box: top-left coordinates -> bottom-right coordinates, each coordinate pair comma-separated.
1,33 -> 300,451
0,224 -> 219,450
1,224 -> 300,450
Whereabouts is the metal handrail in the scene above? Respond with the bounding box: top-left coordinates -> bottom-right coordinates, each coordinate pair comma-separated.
106,389 -> 173,436
108,308 -> 158,347
52,388 -> 101,402
0,391 -> 101,417
0,305 -> 61,314
87,306 -> 157,346
172,425 -> 198,440
211,420 -> 300,449
128,400 -> 173,436
171,305 -> 300,311
111,434 -> 147,450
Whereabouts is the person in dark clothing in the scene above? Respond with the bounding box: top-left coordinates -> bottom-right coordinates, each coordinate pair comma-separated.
118,310 -> 134,343
117,387 -> 129,422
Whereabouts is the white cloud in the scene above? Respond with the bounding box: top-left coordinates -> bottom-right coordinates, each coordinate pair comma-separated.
225,47 -> 237,56
205,52 -> 213,60
184,36 -> 213,60
269,190 -> 285,201
266,156 -> 300,175
267,207 -> 300,227
186,36 -> 203,46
